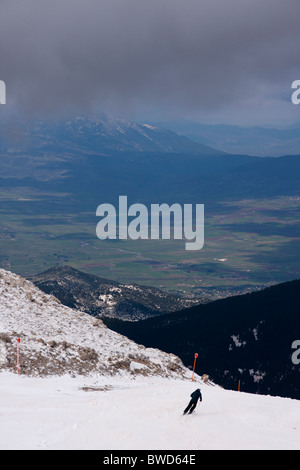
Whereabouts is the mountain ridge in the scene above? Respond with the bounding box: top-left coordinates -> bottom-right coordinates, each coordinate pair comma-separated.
30,265 -> 201,321
0,115 -> 224,156
0,268 -> 189,379
152,119 -> 300,157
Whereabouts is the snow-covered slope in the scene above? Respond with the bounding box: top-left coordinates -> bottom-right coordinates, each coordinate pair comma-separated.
0,269 -> 188,379
1,372 -> 300,450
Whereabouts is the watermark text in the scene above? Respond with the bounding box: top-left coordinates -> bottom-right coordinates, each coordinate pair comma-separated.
96,196 -> 204,251
291,80 -> 300,105
0,80 -> 6,104
291,340 -> 300,365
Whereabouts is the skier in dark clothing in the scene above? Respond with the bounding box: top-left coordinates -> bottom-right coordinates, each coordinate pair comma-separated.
183,388 -> 202,415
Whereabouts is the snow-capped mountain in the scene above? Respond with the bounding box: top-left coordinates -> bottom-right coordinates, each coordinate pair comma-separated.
0,115 -> 223,156
30,266 -> 200,321
0,268 -> 189,379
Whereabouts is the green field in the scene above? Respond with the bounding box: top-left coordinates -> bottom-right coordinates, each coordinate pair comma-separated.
0,186 -> 299,299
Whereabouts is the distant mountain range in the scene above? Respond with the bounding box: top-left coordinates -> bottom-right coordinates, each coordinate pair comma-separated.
103,279 -> 300,400
30,266 -> 200,321
152,120 -> 300,157
0,116 -> 299,207
0,115 -> 223,156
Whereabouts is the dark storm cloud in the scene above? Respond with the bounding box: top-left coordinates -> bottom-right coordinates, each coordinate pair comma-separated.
0,0 -> 299,122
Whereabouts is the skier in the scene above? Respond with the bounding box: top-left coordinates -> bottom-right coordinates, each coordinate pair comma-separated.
183,388 -> 202,415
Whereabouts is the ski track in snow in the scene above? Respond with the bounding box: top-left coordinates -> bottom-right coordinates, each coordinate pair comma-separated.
1,372 -> 300,450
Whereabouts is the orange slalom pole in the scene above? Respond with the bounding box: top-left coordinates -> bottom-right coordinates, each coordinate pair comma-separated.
238,379 -> 241,392
17,338 -> 21,374
192,353 -> 198,381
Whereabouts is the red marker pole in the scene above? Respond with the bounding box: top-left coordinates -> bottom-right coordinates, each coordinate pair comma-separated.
192,353 -> 198,382
17,338 -> 21,374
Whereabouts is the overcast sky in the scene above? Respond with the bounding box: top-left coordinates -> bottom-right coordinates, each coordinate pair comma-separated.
0,0 -> 299,126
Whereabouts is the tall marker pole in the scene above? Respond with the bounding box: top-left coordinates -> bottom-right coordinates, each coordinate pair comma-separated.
17,338 -> 21,374
192,353 -> 198,382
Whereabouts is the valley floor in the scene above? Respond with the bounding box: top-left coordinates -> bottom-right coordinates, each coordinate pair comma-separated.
0,372 -> 299,450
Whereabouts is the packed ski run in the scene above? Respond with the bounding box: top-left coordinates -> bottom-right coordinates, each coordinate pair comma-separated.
1,372 -> 300,450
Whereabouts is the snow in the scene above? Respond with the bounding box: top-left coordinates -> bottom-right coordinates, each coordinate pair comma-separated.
1,371 -> 300,450
0,341 -> 6,364
231,335 -> 246,348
